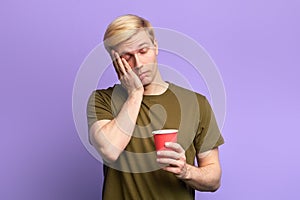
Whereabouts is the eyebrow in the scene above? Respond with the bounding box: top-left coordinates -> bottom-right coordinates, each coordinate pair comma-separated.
120,42 -> 150,55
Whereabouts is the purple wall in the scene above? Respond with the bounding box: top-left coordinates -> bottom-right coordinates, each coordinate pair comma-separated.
1,0 -> 299,199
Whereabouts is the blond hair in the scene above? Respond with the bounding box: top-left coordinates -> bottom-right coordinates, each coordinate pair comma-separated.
103,14 -> 155,53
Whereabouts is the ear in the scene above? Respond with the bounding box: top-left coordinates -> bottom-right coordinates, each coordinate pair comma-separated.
153,40 -> 158,55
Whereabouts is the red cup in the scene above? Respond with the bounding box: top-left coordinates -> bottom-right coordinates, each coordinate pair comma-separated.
152,129 -> 178,151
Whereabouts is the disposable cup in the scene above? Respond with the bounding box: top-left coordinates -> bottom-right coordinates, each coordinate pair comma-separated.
152,129 -> 178,151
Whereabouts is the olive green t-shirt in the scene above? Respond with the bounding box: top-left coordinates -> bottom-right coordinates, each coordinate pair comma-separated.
87,83 -> 224,200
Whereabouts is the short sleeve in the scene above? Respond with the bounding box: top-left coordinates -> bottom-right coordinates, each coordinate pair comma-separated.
86,90 -> 114,131
194,96 -> 225,153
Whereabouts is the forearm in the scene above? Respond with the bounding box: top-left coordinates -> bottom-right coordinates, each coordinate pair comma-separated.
90,92 -> 143,162
181,163 -> 222,192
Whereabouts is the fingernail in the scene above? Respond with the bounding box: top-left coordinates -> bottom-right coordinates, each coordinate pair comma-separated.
165,142 -> 170,146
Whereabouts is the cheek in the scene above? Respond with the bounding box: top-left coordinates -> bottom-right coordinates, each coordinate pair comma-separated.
143,53 -> 157,63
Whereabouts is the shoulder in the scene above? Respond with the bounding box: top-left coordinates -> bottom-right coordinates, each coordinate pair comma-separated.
88,84 -> 127,109
168,83 -> 213,116
168,82 -> 207,102
93,84 -> 116,95
90,84 -> 125,98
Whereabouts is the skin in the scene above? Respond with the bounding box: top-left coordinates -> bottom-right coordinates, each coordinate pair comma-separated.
89,29 -> 222,192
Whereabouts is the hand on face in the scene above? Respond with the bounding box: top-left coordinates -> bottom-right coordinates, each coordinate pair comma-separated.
111,50 -> 144,96
156,142 -> 188,179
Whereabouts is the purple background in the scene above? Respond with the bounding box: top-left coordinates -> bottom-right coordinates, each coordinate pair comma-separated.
1,0 -> 299,199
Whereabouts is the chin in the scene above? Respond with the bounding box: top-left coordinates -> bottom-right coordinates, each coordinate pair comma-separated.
141,77 -> 151,86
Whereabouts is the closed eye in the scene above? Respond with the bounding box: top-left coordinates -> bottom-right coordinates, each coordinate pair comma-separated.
120,46 -> 151,60
139,47 -> 149,54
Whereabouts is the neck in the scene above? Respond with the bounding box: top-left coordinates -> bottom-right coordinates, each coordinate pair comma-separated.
143,77 -> 169,95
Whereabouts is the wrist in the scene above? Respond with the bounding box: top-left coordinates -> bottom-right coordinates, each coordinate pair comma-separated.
180,164 -> 192,181
128,89 -> 143,100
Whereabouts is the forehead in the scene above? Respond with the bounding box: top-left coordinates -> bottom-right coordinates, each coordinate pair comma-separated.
115,30 -> 153,54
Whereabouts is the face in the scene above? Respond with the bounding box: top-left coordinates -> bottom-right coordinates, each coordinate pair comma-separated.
114,30 -> 159,86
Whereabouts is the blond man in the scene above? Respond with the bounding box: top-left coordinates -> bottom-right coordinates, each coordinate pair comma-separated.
87,14 -> 224,199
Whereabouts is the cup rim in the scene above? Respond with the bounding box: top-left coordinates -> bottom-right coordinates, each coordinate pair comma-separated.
152,129 -> 178,135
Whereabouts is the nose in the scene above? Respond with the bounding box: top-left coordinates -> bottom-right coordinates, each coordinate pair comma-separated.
133,53 -> 142,69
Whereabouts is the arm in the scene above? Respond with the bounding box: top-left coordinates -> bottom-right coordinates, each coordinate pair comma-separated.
89,92 -> 142,163
89,51 -> 143,163
181,148 -> 222,191
157,144 -> 222,192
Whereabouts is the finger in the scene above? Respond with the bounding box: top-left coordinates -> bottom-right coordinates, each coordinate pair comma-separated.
111,50 -> 121,78
121,58 -> 131,72
165,142 -> 184,153
111,50 -> 123,75
157,150 -> 181,160
114,66 -> 121,79
115,52 -> 126,75
162,166 -> 181,175
157,157 -> 180,166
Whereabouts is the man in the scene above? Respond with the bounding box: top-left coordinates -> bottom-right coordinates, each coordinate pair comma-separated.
87,14 -> 224,199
